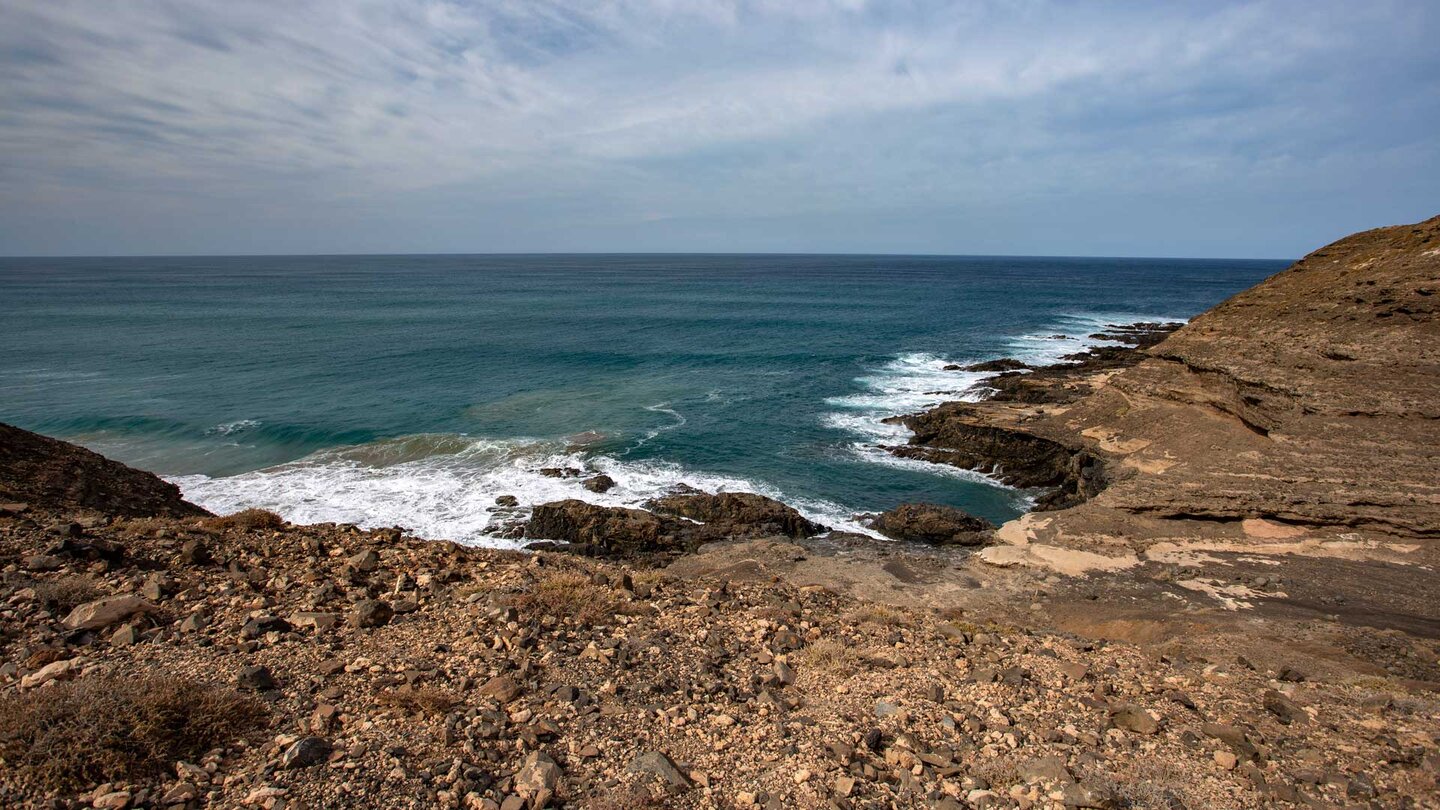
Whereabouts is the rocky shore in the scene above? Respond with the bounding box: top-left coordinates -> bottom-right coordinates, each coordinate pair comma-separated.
2,215 -> 1439,809
2,429 -> 1437,809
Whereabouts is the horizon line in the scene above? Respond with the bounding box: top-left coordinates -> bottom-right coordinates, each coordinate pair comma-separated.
0,249 -> 1295,263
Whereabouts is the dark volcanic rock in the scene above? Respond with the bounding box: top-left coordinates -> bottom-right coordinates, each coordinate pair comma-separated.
955,358 -> 1033,373
870,503 -> 993,546
0,422 -> 209,518
645,491 -> 825,539
526,491 -> 825,557
350,599 -> 395,629
887,407 -> 1108,510
582,474 -> 616,493
281,736 -> 332,769
526,500 -> 688,556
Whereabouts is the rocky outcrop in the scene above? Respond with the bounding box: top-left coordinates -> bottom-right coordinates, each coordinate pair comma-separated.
525,500 -> 689,556
893,215 -> 1440,549
0,423 -> 207,518
887,405 -> 1101,496
526,491 -> 826,557
869,503 -> 993,546
644,491 -> 825,540
1,385 -> 1436,809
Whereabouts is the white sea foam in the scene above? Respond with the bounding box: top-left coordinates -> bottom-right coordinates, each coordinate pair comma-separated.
823,352 -> 990,444
173,314 -> 1183,550
620,402 -> 687,455
171,432 -> 875,548
1000,311 -> 1184,368
205,419 -> 261,436
823,312 -> 1185,479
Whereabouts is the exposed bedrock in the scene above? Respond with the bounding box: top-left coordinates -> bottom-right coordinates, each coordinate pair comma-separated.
867,502 -> 994,546
889,214 -> 1440,544
525,500 -> 686,557
643,491 -> 825,540
885,406 -> 1109,511
525,491 -> 825,557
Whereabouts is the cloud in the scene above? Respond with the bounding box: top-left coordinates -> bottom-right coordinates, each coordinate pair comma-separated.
0,0 -> 1436,256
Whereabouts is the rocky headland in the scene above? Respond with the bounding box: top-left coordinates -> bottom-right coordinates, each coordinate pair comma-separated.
2,216 -> 1439,809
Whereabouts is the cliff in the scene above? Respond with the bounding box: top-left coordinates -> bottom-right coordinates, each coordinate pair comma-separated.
899,215 -> 1440,557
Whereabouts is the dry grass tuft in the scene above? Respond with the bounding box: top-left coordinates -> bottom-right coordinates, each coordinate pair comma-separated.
849,604 -> 908,627
33,575 -> 103,615
799,638 -> 864,676
510,572 -> 621,624
208,508 -> 285,531
377,686 -> 460,716
0,674 -> 268,792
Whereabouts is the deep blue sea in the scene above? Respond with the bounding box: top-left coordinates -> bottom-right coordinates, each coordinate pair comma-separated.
0,254 -> 1284,545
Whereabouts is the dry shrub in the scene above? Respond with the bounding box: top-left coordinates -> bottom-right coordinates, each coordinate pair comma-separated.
799,638 -> 864,676
34,575 -> 103,615
1084,759 -> 1198,809
510,573 -> 620,624
0,674 -> 268,792
377,686 -> 459,716
971,759 -> 1022,792
208,508 -> 285,531
849,604 -> 907,627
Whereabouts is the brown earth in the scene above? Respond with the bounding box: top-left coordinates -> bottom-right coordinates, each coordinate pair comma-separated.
2,217 -> 1440,809
886,215 -> 1440,554
1,425 -> 1437,809
0,423 -> 207,519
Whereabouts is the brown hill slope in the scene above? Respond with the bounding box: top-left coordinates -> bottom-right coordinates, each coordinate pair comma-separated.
907,215 -> 1439,556
0,422 -> 208,518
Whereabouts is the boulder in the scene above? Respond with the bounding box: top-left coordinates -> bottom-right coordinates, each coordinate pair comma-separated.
350,599 -> 394,628
479,675 -> 523,703
525,500 -> 684,556
20,657 -> 81,689
1110,704 -> 1161,735
514,751 -> 562,803
281,736 -> 332,768
237,664 -> 277,691
1263,689 -> 1307,725
628,751 -> 691,788
63,594 -> 157,631
644,491 -> 825,539
870,503 -> 994,546
582,474 -> 616,493
241,615 -> 292,639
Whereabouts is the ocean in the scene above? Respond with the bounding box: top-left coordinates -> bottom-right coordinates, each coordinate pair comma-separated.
0,253 -> 1284,545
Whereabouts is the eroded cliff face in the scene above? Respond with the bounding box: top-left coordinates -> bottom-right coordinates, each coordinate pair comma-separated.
927,215 -> 1440,551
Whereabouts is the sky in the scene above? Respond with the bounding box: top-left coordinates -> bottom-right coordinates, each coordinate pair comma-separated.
1,1 -> 1436,259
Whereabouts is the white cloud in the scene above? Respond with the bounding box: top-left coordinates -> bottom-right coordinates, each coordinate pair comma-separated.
0,0 -> 1436,255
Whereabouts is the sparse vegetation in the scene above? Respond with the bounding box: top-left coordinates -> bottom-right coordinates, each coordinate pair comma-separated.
208,508 -> 285,531
33,575 -> 103,615
377,686 -> 460,716
0,674 -> 267,792
798,638 -> 863,676
849,603 -> 907,626
510,572 -> 621,624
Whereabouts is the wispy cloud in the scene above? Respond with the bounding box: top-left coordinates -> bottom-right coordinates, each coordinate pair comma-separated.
1,0 -> 1436,256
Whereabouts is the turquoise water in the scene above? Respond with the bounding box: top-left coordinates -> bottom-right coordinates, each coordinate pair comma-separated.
0,254 -> 1283,544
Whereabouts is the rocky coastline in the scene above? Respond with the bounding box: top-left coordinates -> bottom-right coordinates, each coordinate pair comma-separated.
2,216 -> 1439,809
881,321 -> 1181,513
